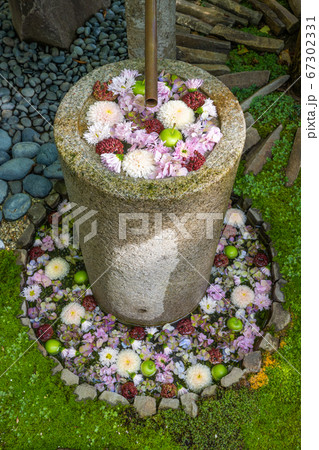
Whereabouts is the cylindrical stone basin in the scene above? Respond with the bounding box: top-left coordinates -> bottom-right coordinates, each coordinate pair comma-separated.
54,59 -> 245,326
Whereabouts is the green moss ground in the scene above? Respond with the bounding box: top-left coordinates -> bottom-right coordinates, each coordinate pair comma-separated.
0,57 -> 300,449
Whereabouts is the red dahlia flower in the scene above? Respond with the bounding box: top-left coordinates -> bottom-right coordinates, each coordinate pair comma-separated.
29,246 -> 45,261
253,252 -> 269,267
214,254 -> 229,268
96,137 -> 124,155
181,91 -> 207,110
36,324 -> 54,342
176,318 -> 195,335
82,295 -> 97,311
120,382 -> 138,400
207,348 -> 223,364
161,383 -> 177,398
183,151 -> 206,172
92,80 -> 116,101
143,118 -> 164,134
129,326 -> 146,340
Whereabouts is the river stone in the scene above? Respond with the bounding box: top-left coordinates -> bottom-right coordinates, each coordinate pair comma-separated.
60,368 -> 79,385
258,332 -> 279,352
243,351 -> 262,373
180,393 -> 198,418
43,161 -> 64,179
12,142 -> 40,159
27,202 -> 47,226
247,208 -> 263,226
9,0 -> 111,49
14,249 -> 28,267
22,128 -> 40,142
16,223 -> 35,249
273,279 -> 287,303
0,180 -> 8,204
74,383 -> 97,401
158,398 -> 180,410
134,396 -> 156,418
0,152 -> 10,165
54,59 -> 245,326
36,142 -> 58,165
8,181 -> 22,194
23,174 -> 52,198
3,193 -> 31,220
49,356 -> 63,375
221,368 -> 244,387
201,385 -> 217,398
0,158 -> 34,181
0,129 -> 12,152
99,391 -> 129,406
268,302 -> 291,331
45,192 -> 60,209
243,127 -> 261,153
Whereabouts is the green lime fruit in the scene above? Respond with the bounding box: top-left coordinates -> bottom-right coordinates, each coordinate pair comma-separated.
141,360 -> 157,377
45,339 -> 61,355
212,364 -> 228,381
132,80 -> 145,95
227,317 -> 243,332
74,270 -> 89,284
159,128 -> 183,147
224,245 -> 238,259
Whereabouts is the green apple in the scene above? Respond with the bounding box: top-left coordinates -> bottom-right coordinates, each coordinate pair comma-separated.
45,339 -> 61,355
141,360 -> 157,377
74,270 -> 89,284
224,245 -> 238,259
133,80 -> 145,96
211,364 -> 228,381
159,128 -> 183,147
227,317 -> 243,332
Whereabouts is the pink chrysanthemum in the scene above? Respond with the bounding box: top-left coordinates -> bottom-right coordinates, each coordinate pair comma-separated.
87,101 -> 124,127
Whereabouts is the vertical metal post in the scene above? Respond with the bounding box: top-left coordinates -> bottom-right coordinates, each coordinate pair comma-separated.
145,0 -> 158,107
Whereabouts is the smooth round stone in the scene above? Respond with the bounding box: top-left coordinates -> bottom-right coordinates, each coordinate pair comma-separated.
23,174 -> 52,198
21,87 -> 35,97
43,161 -> 63,179
0,152 -> 10,165
12,142 -> 40,158
8,180 -> 22,194
22,128 -> 40,142
21,117 -> 32,127
0,180 -> 8,204
60,82 -> 71,92
33,164 -> 45,174
0,129 -> 12,152
0,158 -> 34,180
0,87 -> 10,97
3,193 -> 31,220
36,143 -> 58,165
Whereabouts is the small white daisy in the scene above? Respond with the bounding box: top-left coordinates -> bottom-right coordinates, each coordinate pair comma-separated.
185,364 -> 212,392
60,302 -> 85,326
231,285 -> 255,308
83,122 -> 111,144
199,295 -> 217,314
45,257 -> 69,280
99,347 -> 119,366
157,100 -> 195,130
146,327 -> 158,335
22,284 -> 42,301
116,349 -> 141,377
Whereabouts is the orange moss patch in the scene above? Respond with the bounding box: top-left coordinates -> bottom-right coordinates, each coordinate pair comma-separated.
249,353 -> 278,390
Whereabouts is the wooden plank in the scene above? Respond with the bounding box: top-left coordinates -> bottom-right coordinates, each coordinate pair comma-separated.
176,31 -> 231,54
176,24 -> 190,34
247,0 -> 286,36
176,0 -> 248,27
195,64 -> 231,76
211,24 -> 285,53
285,127 -> 301,186
217,70 -> 270,89
176,12 -> 214,35
205,0 -> 262,26
177,46 -> 228,64
240,74 -> 290,112
288,0 -> 301,18
259,0 -> 299,33
245,125 -> 282,174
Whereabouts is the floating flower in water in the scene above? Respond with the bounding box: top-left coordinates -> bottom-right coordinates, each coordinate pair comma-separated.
108,69 -> 140,96
224,208 -> 246,228
185,78 -> 203,91
60,302 -> 86,326
99,347 -> 119,366
87,101 -> 124,127
185,364 -> 212,392
200,98 -> 217,120
100,153 -> 123,173
83,122 -> 111,145
22,284 -> 42,301
116,349 -> 141,377
157,100 -> 195,130
199,295 -> 217,314
122,149 -> 156,179
231,285 -> 255,308
45,257 -> 69,280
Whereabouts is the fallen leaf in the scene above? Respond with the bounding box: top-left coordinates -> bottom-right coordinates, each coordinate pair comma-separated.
259,25 -> 270,34
73,59 -> 87,64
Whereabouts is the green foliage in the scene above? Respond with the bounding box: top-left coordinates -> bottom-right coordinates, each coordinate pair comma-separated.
231,84 -> 259,103
241,26 -> 271,38
227,48 -> 289,80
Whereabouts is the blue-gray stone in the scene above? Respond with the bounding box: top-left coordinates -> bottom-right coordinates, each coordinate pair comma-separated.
0,180 -> 8,204
43,161 -> 64,179
12,142 -> 40,159
0,152 -> 10,165
1,102 -> 14,110
3,193 -> 31,220
36,143 -> 58,165
0,129 -> 12,152
8,180 -> 22,194
0,158 -> 34,180
0,213 -> 2,224
21,117 -> 32,127
22,128 -> 40,142
21,87 -> 34,97
23,174 -> 52,198
33,164 -> 44,174
53,55 -> 65,64
0,87 -> 10,97
12,130 -> 22,144
74,46 -> 83,56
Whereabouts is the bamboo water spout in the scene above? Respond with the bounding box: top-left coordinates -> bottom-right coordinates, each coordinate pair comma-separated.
145,0 -> 158,106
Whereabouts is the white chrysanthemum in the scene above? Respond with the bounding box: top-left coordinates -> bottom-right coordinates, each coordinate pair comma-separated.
60,302 -> 85,326
185,364 -> 212,392
224,208 -> 246,228
45,257 -> 69,280
116,349 -> 141,377
22,284 -> 42,301
99,347 -> 119,366
122,149 -> 156,179
199,295 -> 217,314
81,320 -> 93,332
83,122 -> 111,144
200,98 -> 217,120
146,327 -> 158,335
231,285 -> 255,308
101,153 -> 123,173
87,101 -> 124,127
157,100 -> 195,130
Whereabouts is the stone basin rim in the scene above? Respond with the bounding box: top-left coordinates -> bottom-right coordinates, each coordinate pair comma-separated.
54,59 -> 246,200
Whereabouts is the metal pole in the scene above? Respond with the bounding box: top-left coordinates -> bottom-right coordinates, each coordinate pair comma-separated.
145,0 -> 158,107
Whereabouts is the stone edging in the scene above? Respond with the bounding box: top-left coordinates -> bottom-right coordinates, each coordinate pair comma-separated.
16,197 -> 291,418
